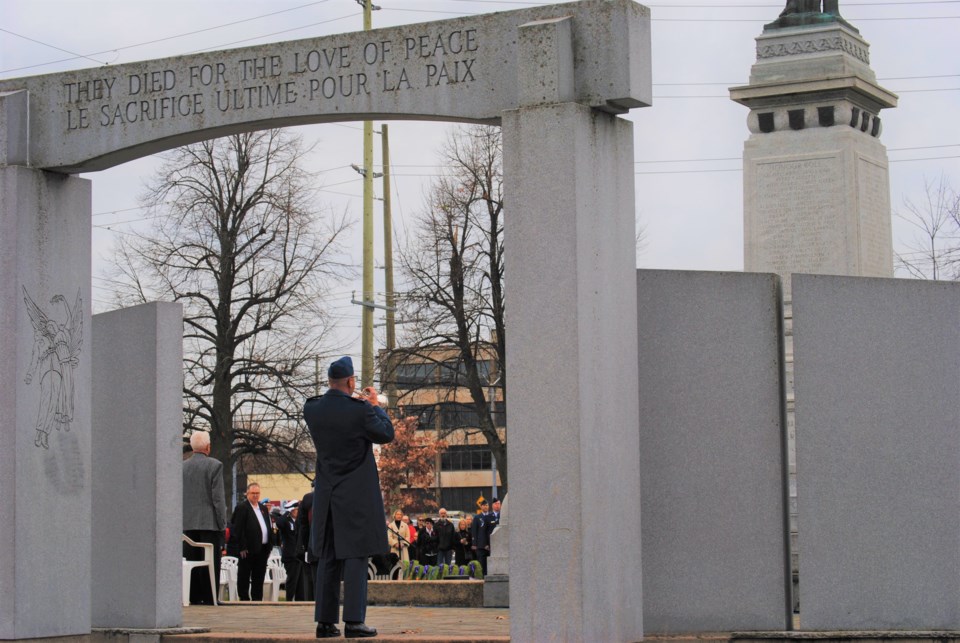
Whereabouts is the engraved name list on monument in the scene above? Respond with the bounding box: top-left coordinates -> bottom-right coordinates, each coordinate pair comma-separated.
753,155 -> 845,275
856,156 -> 892,275
60,28 -> 481,132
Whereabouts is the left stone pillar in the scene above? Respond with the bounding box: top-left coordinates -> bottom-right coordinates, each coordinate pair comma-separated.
1,90 -> 93,638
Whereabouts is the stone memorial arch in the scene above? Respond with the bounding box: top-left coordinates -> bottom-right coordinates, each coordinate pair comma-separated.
0,1 -> 650,640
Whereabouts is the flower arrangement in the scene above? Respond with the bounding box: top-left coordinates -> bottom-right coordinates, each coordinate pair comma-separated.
398,559 -> 483,580
467,560 -> 484,580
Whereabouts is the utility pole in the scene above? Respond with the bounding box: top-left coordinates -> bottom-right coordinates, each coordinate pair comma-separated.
381,124 -> 396,406
358,0 -> 379,388
382,124 -> 395,354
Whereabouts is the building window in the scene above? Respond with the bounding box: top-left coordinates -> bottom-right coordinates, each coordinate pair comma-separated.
393,362 -> 436,387
440,486 -> 506,514
436,359 -> 494,385
441,445 -> 493,471
492,400 -> 506,427
398,404 -> 437,429
440,402 -> 480,431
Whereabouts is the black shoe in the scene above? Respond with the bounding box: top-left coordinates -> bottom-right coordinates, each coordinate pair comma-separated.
344,622 -> 377,638
316,623 -> 341,638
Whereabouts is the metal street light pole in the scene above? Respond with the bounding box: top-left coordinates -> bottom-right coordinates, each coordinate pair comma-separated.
488,373 -> 502,499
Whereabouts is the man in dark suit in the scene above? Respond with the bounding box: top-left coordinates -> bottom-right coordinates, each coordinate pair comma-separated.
182,431 -> 227,605
435,508 -> 456,566
471,499 -> 490,573
296,488 -> 316,601
304,356 -> 394,639
230,482 -> 275,600
274,500 -> 304,601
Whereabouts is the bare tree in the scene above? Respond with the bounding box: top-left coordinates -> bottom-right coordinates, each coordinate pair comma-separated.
391,125 -> 507,486
895,174 -> 960,281
108,129 -> 350,504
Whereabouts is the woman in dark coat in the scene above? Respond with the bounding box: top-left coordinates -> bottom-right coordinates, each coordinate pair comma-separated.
454,516 -> 474,565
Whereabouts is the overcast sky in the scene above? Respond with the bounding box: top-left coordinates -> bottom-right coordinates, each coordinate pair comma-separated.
2,0 -> 958,356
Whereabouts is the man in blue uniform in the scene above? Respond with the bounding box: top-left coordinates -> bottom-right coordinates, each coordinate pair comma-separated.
304,356 -> 394,639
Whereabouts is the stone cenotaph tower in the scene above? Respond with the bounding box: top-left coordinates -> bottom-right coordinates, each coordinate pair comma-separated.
730,0 -> 897,295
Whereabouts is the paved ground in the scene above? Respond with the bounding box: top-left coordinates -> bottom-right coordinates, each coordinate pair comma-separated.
175,603 -> 511,642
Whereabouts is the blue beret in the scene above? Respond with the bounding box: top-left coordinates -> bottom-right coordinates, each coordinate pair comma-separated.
328,356 -> 354,379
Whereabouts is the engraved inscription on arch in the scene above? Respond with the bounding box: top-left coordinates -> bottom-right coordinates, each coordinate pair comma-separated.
0,0 -> 652,172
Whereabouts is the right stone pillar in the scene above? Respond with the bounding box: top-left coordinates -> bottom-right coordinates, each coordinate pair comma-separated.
502,15 -> 644,642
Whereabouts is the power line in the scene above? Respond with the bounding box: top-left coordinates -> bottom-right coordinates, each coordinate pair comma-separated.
454,0 -> 960,5
0,1 -> 335,75
655,74 -> 960,85
655,16 -> 960,21
87,143 -> 958,222
632,154 -> 960,175
186,14 -> 360,55
5,0 -> 958,76
0,28 -> 111,67
655,87 -> 959,97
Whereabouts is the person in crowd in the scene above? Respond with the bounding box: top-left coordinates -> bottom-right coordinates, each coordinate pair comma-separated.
230,482 -> 276,601
274,500 -> 304,601
182,431 -> 227,605
296,487 -> 316,601
470,499 -> 490,572
402,514 -> 418,561
490,498 -> 502,535
304,355 -> 394,639
387,509 -> 411,565
454,515 -> 473,565
435,508 -> 456,566
482,498 -> 502,571
418,517 -> 439,567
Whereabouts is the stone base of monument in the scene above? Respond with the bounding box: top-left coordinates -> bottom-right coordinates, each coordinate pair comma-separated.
366,580 -> 483,608
482,574 -> 510,608
729,632 -> 960,643
90,627 -> 208,643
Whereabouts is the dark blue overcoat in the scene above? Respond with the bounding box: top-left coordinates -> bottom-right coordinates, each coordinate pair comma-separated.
304,389 -> 394,560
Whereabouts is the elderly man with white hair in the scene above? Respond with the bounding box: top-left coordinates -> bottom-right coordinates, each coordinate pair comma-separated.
182,430 -> 227,605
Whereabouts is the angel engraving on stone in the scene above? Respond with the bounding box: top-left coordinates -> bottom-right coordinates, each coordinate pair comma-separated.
23,286 -> 83,449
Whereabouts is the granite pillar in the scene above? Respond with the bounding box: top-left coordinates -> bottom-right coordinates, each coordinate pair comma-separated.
637,270 -> 791,632
91,303 -> 184,628
1,164 -> 92,639
503,18 -> 643,640
793,274 -> 960,629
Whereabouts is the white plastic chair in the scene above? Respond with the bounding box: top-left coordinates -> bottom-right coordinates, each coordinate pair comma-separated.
219,555 -> 239,602
267,548 -> 282,569
262,558 -> 286,601
368,560 -> 403,581
182,534 -> 218,606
